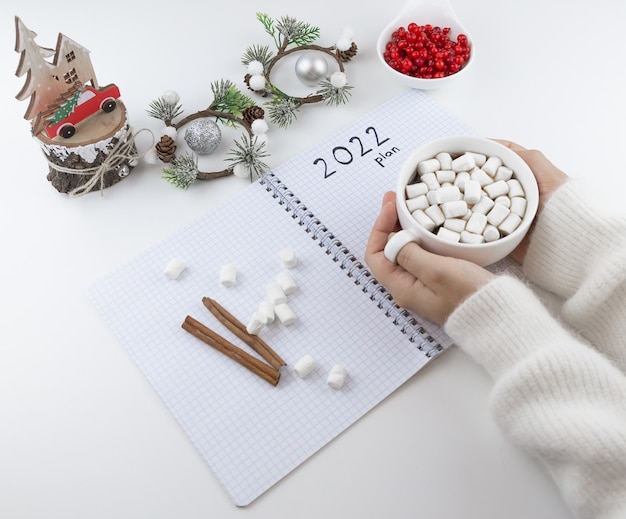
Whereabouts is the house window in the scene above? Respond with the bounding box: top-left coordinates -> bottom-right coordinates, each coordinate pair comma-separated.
65,51 -> 75,63
63,68 -> 78,84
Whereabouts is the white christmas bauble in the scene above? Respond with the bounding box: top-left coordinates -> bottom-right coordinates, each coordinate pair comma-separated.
251,118 -> 269,135
184,119 -> 222,155
232,163 -> 249,178
295,52 -> 328,86
247,60 -> 265,75
249,74 -> 266,91
162,90 -> 180,105
330,71 -> 348,88
335,37 -> 352,51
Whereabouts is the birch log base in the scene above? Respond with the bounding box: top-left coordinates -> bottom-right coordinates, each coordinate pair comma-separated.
35,99 -> 136,195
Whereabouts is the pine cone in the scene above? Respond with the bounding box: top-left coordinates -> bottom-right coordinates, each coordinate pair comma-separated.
243,74 -> 254,91
337,42 -> 359,62
156,135 -> 176,163
242,106 -> 265,125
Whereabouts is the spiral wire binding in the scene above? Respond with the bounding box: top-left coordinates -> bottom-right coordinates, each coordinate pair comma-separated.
260,172 -> 443,358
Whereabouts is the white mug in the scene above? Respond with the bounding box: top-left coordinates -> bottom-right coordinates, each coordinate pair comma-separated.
383,136 -> 538,267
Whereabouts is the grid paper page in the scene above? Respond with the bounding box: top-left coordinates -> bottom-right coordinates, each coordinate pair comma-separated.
89,184 -> 431,505
89,90 -> 470,505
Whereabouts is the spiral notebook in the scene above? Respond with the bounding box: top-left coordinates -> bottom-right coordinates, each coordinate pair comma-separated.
89,89 -> 472,506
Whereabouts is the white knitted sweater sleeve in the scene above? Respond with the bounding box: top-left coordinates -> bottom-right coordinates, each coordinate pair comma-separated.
444,181 -> 626,519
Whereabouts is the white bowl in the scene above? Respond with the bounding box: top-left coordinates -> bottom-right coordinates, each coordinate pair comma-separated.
376,0 -> 475,90
393,136 -> 538,266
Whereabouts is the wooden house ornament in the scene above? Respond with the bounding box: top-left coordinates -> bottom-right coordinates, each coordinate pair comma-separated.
14,16 -> 137,195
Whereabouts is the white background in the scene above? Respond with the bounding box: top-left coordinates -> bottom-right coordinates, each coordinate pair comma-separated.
2,1 -> 625,518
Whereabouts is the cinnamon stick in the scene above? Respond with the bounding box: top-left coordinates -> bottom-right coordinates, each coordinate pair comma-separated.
182,315 -> 280,386
202,297 -> 287,369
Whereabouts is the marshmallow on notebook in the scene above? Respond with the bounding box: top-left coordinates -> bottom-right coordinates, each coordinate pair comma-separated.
294,354 -> 316,378
274,302 -> 296,325
246,311 -> 267,335
266,282 -> 287,305
219,264 -> 237,287
164,258 -> 186,279
277,271 -> 297,295
258,300 -> 275,323
279,247 -> 298,268
327,365 -> 348,389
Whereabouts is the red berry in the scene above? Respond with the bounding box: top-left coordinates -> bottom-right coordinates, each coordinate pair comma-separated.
383,22 -> 471,79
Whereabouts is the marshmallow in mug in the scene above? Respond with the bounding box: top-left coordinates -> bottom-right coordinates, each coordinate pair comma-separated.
404,151 -> 527,245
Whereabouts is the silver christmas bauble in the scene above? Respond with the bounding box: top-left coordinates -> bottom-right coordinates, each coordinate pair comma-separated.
295,52 -> 328,86
184,118 -> 222,155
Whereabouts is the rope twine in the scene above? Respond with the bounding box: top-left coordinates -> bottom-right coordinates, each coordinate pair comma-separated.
46,127 -> 154,197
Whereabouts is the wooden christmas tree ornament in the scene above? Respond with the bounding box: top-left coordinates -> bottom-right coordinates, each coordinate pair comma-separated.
14,16 -> 139,196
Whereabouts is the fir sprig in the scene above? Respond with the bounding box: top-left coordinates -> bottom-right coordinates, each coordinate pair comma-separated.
241,44 -> 274,68
209,80 -> 255,127
256,12 -> 320,48
147,97 -> 184,122
256,13 -> 277,45
227,135 -> 270,179
162,153 -> 198,189
265,95 -> 301,128
275,16 -> 320,46
317,78 -> 353,106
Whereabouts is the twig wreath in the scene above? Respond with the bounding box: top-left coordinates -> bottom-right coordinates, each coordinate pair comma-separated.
144,14 -> 358,189
145,80 -> 270,188
242,13 -> 358,128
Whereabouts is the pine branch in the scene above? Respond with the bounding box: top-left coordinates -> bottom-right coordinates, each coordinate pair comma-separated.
317,79 -> 353,106
256,12 -> 279,48
209,80 -> 255,127
227,135 -> 270,180
241,44 -> 274,68
209,79 -> 235,105
275,16 -> 320,47
266,95 -> 301,128
147,97 -> 184,123
162,153 -> 198,189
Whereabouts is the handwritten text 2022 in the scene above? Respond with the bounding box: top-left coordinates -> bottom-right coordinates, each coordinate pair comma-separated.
312,126 -> 400,179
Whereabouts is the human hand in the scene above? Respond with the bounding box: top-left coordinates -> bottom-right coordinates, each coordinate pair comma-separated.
365,191 -> 495,325
494,140 -> 568,263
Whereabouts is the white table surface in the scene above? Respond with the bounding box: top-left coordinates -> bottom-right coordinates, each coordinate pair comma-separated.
2,1 -> 625,517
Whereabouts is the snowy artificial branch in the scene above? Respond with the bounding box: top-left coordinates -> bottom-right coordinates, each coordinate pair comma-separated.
227,134 -> 270,181
265,95 -> 301,129
147,97 -> 184,124
318,72 -> 353,106
209,79 -> 255,127
273,15 -> 320,47
241,44 -> 274,69
162,152 -> 198,189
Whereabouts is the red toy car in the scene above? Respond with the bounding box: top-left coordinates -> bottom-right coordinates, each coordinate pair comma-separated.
46,84 -> 121,139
